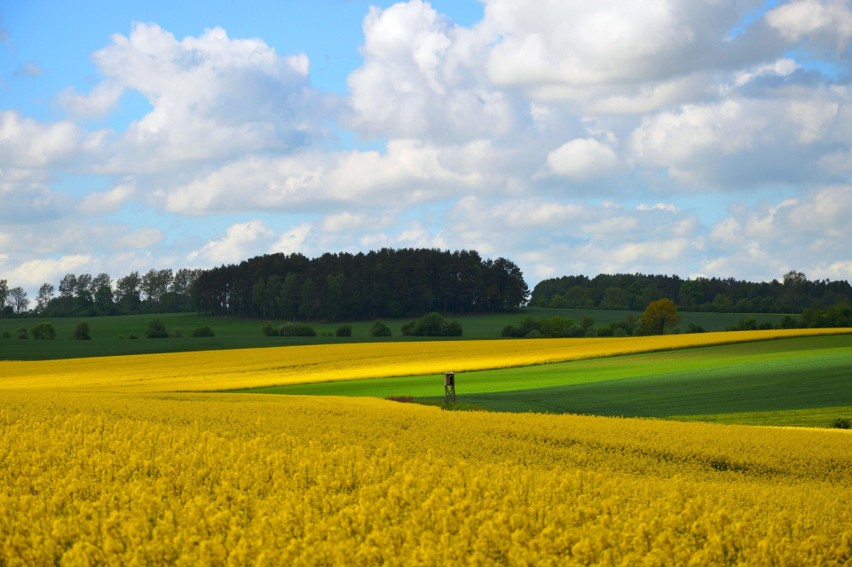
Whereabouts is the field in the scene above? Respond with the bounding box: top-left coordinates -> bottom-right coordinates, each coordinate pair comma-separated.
1,327 -> 850,563
249,334 -> 852,428
1,391 -> 850,565
0,308 -> 797,361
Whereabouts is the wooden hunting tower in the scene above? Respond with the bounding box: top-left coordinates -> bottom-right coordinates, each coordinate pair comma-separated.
444,372 -> 456,405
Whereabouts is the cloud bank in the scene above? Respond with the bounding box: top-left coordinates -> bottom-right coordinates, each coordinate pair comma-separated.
2,0 -> 851,296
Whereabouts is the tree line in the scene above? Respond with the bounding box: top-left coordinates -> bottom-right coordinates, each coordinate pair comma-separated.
0,269 -> 201,318
0,248 -> 529,321
193,248 -> 530,320
530,271 -> 851,314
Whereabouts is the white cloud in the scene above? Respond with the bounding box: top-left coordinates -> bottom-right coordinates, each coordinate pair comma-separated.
482,0 -> 770,100
157,138 -> 487,214
628,88 -> 852,188
0,111 -> 83,168
637,203 -> 678,212
187,220 -> 276,265
812,260 -> 852,280
321,212 -> 369,233
544,138 -> 619,179
607,238 -> 692,266
270,224 -> 312,255
70,23 -> 332,174
114,228 -> 165,250
766,0 -> 852,50
729,58 -> 799,91
347,1 -> 518,140
59,82 -> 124,119
704,186 -> 852,279
786,185 -> 852,238
78,181 -> 136,215
6,255 -> 93,290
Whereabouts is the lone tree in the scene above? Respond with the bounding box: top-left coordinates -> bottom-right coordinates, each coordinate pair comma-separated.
641,298 -> 680,335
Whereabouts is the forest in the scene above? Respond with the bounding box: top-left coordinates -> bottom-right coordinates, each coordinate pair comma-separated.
530,271 -> 852,315
192,248 -> 529,319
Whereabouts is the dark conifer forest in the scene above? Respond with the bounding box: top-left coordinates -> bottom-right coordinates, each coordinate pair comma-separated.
192,248 -> 529,319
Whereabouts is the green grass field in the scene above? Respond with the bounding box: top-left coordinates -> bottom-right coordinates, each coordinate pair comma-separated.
0,308 -> 798,361
243,335 -> 852,428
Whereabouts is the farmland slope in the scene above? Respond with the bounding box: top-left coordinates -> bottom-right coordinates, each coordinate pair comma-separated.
1,329 -> 848,392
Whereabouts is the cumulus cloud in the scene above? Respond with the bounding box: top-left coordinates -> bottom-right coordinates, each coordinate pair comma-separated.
114,228 -> 165,250
321,212 -> 370,233
0,111 -> 84,168
187,220 -> 276,265
6,255 -> 93,291
157,138 -> 488,214
705,185 -> 852,278
68,23 -> 334,173
766,0 -> 852,50
481,0 -> 779,102
59,82 -> 124,119
270,224 -> 313,255
628,87 -> 852,188
544,138 -> 619,179
78,181 -> 136,215
347,0 -> 519,141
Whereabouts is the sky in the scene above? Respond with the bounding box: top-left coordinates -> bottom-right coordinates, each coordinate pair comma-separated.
2,0 -> 852,298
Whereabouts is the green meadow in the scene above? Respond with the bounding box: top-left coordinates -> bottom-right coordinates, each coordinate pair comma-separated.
0,307 -> 797,361
244,335 -> 852,428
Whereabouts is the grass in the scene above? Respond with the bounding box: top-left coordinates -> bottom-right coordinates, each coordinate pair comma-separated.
244,335 -> 852,428
0,308 -> 800,361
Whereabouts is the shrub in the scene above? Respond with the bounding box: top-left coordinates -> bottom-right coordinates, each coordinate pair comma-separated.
335,325 -> 352,337
262,323 -> 278,337
191,326 -> 216,338
2,331 -> 10,339
369,320 -> 392,337
832,417 -> 851,429
31,323 -> 57,340
72,322 -> 91,340
502,316 -> 586,338
15,327 -> 29,340
401,312 -> 463,337
146,319 -> 169,339
277,323 -> 315,337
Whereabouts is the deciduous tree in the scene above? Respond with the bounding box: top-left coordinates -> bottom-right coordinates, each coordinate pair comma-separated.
36,283 -> 55,312
640,298 -> 680,335
8,287 -> 30,315
0,280 -> 8,315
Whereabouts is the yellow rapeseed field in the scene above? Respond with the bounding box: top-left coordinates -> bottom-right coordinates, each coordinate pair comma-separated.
1,328 -> 848,392
1,391 -> 849,565
2,329 -> 850,564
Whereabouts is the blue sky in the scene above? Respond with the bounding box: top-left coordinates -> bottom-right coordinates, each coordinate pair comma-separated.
1,0 -> 852,299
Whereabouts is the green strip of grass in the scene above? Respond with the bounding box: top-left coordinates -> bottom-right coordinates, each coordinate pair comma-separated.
666,407 -> 852,429
244,335 -> 852,428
